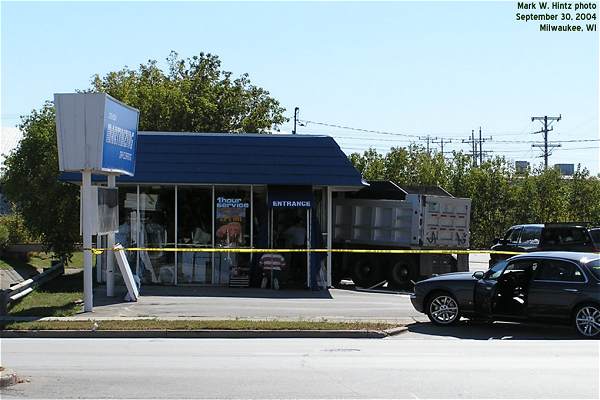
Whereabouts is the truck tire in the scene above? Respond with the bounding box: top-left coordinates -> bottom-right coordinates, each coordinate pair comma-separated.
351,257 -> 383,288
387,256 -> 417,290
331,255 -> 345,287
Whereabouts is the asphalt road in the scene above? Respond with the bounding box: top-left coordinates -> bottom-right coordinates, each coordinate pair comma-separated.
2,337 -> 598,399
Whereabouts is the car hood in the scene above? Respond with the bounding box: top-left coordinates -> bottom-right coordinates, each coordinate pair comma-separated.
419,272 -> 476,283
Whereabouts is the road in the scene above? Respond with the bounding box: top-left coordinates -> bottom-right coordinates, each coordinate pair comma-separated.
2,336 -> 598,399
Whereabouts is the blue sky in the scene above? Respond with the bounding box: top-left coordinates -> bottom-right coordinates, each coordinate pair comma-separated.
2,1 -> 598,173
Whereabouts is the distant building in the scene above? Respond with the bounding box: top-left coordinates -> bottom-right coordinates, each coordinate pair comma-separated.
554,163 -> 575,176
515,160 -> 530,174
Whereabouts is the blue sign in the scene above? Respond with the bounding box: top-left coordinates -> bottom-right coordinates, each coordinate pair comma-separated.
267,185 -> 314,209
101,96 -> 139,176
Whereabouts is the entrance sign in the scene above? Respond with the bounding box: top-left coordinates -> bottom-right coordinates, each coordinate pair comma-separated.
55,93 -> 139,176
267,185 -> 314,209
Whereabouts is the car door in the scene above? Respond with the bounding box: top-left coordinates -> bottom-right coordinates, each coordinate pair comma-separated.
527,258 -> 587,321
518,226 -> 542,252
490,259 -> 535,319
474,260 -> 507,316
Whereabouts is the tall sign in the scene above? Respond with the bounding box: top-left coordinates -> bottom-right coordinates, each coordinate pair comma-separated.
55,93 -> 139,176
55,93 -> 140,312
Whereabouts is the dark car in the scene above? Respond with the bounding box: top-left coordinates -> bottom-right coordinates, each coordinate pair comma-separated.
590,228 -> 600,246
410,252 -> 600,338
489,224 -> 597,267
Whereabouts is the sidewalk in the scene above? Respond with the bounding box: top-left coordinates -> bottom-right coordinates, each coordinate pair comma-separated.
82,285 -> 422,323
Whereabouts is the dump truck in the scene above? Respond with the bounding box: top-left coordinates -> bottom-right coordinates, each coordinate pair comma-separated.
332,181 -> 472,289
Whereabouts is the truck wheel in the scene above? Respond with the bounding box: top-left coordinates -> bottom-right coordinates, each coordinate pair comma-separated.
352,258 -> 383,288
388,257 -> 416,290
331,256 -> 345,287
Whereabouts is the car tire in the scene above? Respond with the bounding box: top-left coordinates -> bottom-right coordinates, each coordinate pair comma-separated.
573,303 -> 600,339
426,292 -> 461,326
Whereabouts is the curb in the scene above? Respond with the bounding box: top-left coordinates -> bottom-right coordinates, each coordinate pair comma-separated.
0,327 -> 408,339
0,368 -> 18,388
383,326 -> 408,336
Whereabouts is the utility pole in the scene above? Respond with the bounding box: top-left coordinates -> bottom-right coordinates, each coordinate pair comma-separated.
432,138 -> 452,156
292,107 -> 299,134
531,115 -> 562,169
419,135 -> 438,154
477,127 -> 493,165
462,130 -> 478,167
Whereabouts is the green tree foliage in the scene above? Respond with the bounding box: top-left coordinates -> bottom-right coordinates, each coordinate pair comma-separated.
1,103 -> 80,258
1,52 -> 287,258
349,148 -> 600,248
91,51 -> 286,133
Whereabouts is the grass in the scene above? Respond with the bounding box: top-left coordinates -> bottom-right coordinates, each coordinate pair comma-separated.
0,251 -> 91,270
7,271 -> 83,317
3,319 -> 398,331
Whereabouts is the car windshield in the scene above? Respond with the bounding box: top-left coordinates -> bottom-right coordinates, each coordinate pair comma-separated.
485,259 -> 508,280
585,259 -> 600,280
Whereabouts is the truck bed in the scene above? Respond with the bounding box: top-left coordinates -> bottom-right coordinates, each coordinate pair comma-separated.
333,194 -> 471,249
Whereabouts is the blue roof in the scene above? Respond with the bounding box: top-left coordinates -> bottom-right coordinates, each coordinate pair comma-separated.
60,132 -> 365,187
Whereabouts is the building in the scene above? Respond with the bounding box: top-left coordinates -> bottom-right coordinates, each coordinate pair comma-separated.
515,161 -> 530,174
63,132 -> 365,289
554,163 -> 575,176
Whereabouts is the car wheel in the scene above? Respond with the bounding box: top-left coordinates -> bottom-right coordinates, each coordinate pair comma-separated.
574,304 -> 600,338
426,292 -> 461,326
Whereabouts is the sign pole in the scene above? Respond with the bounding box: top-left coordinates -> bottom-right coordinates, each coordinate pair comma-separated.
82,169 -> 94,312
326,187 -> 332,287
106,174 -> 116,297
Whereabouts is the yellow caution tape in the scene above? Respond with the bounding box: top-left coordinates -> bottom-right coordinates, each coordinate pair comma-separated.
84,247 -> 524,256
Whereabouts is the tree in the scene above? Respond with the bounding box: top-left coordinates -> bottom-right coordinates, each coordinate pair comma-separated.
564,165 -> 600,223
1,51 -> 288,258
349,148 -> 386,180
1,103 -> 80,258
91,51 -> 287,133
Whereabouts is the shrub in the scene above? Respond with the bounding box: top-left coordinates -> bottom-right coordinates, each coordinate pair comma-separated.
0,223 -> 8,249
0,213 -> 38,244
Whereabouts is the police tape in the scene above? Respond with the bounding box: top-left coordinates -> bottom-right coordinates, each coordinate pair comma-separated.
84,247 -> 524,256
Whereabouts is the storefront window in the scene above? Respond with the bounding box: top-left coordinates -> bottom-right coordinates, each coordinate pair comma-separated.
105,186 -> 139,284
138,186 -> 175,284
177,187 -> 213,284
214,186 -> 251,284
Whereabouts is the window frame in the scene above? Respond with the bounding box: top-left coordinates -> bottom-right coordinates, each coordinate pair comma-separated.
508,227 -> 523,244
532,258 -> 588,284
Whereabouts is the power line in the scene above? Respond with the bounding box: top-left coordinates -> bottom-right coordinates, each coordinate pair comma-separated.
492,138 -> 599,144
299,120 -> 419,138
298,119 -> 534,139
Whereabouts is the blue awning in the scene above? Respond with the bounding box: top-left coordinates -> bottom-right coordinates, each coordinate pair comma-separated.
60,132 -> 366,188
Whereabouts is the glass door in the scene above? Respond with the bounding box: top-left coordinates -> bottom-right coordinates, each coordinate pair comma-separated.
177,186 -> 214,284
